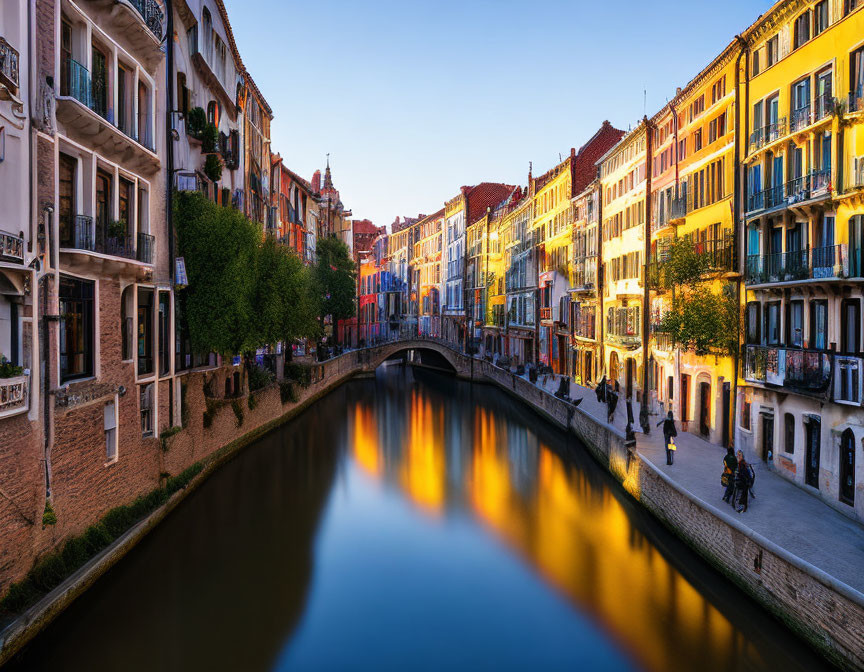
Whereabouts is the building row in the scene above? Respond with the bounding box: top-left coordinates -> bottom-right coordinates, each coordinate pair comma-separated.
0,0 -> 354,587
358,0 -> 864,521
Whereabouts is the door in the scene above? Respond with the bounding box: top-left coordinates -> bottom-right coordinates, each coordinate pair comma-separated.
60,19 -> 72,96
625,358 -> 635,399
96,171 -> 111,250
681,374 -> 690,423
721,382 -> 731,448
699,382 -> 710,437
761,414 -> 774,462
850,216 -> 864,278
805,418 -> 821,488
59,154 -> 76,247
841,299 -> 861,355
840,429 -> 855,506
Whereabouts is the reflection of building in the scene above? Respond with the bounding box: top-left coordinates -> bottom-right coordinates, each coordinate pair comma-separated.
737,2 -> 864,518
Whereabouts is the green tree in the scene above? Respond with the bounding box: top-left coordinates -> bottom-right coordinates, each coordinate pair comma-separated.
657,238 -> 738,357
251,237 -> 320,347
314,235 -> 356,325
175,191 -> 259,354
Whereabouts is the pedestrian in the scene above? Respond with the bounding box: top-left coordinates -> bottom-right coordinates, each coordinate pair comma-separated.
721,447 -> 737,503
734,450 -> 753,513
657,410 -> 677,465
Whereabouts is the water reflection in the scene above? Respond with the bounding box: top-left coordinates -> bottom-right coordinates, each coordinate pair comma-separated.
9,364 -> 833,671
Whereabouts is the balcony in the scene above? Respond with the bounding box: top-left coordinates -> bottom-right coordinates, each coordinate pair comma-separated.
748,118 -> 787,154
791,105 -> 811,133
850,158 -> 864,189
0,231 -> 25,264
86,0 -> 164,67
0,36 -> 20,96
57,58 -> 160,174
0,374 -> 28,418
652,331 -> 673,352
744,344 -> 832,397
746,245 -> 846,285
746,183 -> 785,213
61,215 -> 155,267
670,196 -> 688,220
607,332 -> 641,347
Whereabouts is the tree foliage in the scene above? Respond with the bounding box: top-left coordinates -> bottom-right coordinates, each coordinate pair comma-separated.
175,191 -> 319,356
314,235 -> 356,323
657,238 -> 738,357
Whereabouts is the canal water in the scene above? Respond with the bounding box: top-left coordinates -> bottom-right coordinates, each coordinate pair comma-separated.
9,364 -> 833,671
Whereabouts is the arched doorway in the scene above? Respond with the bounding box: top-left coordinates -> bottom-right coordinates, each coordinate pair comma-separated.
840,428 -> 855,506
609,351 -> 619,387
805,416 -> 821,488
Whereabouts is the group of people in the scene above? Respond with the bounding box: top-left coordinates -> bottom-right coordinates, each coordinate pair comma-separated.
656,410 -> 756,513
723,447 -> 755,513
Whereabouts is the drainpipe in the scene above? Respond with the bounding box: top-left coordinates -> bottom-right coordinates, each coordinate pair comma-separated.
166,0 -> 175,283
731,35 -> 748,449
641,117 -> 653,434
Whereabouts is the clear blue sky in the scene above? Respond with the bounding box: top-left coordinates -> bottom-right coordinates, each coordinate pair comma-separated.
224,0 -> 774,230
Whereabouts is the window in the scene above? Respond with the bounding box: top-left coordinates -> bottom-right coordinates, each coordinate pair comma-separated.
177,72 -> 189,117
814,1 -> 828,34
766,301 -> 781,345
784,413 -> 795,454
752,49 -> 760,77
845,0 -> 860,16
59,153 -> 76,247
852,47 -> 864,109
811,299 -> 828,349
767,36 -> 779,67
119,177 -> 134,231
105,401 -> 117,462
207,101 -> 220,128
689,95 -> 705,121
59,276 -> 94,383
693,129 -> 703,152
159,291 -> 171,376
787,300 -> 804,347
140,384 -> 154,438
202,8 -> 212,62
793,11 -> 811,49
746,302 -> 761,344
740,393 -> 752,431
138,288 -> 154,376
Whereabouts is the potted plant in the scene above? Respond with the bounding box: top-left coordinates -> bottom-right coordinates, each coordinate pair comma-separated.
0,356 -> 23,378
186,106 -> 206,139
107,219 -> 127,238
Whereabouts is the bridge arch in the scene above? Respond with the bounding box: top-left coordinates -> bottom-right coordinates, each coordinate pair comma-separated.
360,339 -> 466,376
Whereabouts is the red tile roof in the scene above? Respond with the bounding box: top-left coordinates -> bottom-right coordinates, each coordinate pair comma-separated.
466,182 -> 517,225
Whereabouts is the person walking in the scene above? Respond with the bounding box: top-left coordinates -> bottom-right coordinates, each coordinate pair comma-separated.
722,447 -> 737,503
657,410 -> 677,465
734,450 -> 753,513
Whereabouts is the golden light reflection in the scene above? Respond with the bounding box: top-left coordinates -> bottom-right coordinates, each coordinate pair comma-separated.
398,390 -> 446,515
351,404 -> 380,478
348,382 -> 769,672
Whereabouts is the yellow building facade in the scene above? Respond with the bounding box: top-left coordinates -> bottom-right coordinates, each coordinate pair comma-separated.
599,125 -> 648,401
738,0 -> 864,517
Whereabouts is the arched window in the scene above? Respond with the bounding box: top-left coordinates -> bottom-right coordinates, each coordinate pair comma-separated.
207,100 -> 220,128
176,72 -> 188,116
202,8 -> 212,62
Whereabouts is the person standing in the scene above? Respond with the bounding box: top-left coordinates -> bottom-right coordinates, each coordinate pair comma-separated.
734,450 -> 752,513
722,447 -> 737,503
657,410 -> 677,465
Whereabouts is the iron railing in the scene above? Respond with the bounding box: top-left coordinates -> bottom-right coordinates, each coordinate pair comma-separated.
65,215 -> 153,263
129,0 -> 164,40
670,196 -> 688,219
814,92 -> 833,121
746,244 -> 847,284
791,104 -> 811,132
748,118 -> 787,153
0,231 -> 24,263
0,36 -> 19,93
746,182 -> 785,212
744,344 -> 832,394
63,57 -> 91,108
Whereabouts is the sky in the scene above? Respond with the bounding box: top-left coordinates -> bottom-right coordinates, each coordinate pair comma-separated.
223,0 -> 775,230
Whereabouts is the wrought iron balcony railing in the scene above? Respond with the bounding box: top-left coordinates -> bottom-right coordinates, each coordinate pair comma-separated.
129,0 -> 164,40
64,215 -> 153,263
746,182 -> 785,213
0,231 -> 24,263
744,344 -> 832,396
748,118 -> 787,153
791,104 -> 811,133
745,244 -> 846,284
0,36 -> 19,93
